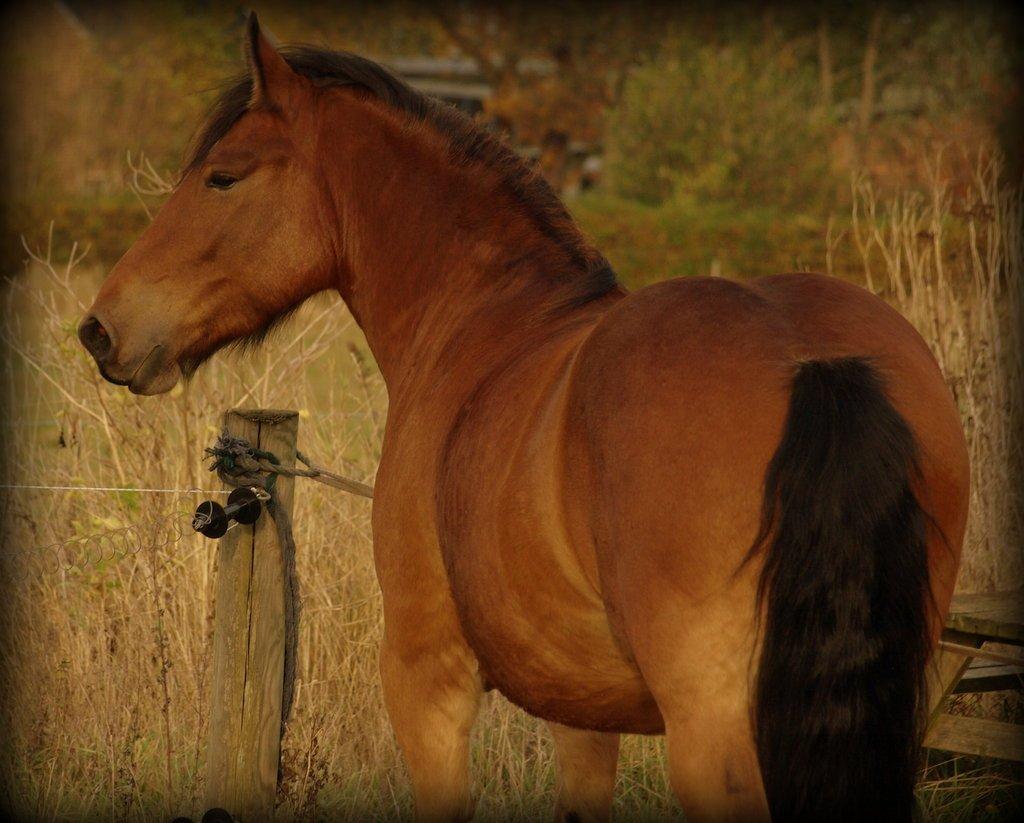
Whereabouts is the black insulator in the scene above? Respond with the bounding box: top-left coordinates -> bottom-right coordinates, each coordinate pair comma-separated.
226,486 -> 262,525
193,500 -> 228,538
192,487 -> 262,538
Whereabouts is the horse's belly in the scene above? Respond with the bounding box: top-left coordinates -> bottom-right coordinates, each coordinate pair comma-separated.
444,526 -> 664,733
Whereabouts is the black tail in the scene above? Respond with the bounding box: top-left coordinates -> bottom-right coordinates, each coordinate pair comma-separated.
752,358 -> 932,821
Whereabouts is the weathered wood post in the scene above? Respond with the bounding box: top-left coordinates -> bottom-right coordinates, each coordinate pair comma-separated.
205,409 -> 298,820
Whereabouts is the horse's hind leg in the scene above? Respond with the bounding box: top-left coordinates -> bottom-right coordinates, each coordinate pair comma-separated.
548,722 -> 619,822
663,710 -> 766,823
380,634 -> 483,821
622,589 -> 769,820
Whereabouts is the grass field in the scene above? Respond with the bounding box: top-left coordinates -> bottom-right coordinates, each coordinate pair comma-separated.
0,161 -> 1021,820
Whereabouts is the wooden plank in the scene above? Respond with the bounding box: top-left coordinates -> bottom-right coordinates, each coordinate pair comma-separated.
926,642 -> 979,727
925,714 -> 1024,762
205,409 -> 298,820
953,662 -> 1024,694
946,591 -> 1024,644
940,640 -> 1024,667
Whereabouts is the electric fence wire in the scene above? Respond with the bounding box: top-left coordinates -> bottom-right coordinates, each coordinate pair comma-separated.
0,483 -> 230,580
1,510 -> 193,580
0,483 -> 230,494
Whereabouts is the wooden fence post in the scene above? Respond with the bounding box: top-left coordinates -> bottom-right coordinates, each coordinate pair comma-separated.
205,409 -> 298,820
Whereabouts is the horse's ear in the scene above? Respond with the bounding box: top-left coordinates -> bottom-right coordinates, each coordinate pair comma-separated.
244,11 -> 299,110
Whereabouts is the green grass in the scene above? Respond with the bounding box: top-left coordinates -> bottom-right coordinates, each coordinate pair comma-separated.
571,191 -> 855,288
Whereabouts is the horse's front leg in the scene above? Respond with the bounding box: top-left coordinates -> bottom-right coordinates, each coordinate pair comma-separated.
548,722 -> 620,822
379,606 -> 483,821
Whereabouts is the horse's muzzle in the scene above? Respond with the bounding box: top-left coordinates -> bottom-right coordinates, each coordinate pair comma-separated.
77,313 -> 178,394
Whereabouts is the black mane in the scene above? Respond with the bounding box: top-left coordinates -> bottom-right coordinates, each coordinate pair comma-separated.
185,45 -> 617,306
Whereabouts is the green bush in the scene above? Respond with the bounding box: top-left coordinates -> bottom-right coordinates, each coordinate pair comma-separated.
604,38 -> 834,210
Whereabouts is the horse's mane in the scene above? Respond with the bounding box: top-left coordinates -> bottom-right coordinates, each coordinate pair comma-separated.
185,45 -> 617,307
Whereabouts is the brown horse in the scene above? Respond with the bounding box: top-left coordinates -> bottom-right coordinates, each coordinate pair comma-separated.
78,15 -> 969,822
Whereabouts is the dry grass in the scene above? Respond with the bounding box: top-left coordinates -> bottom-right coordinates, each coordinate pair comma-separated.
1,158 -> 1021,820
848,154 -> 1024,591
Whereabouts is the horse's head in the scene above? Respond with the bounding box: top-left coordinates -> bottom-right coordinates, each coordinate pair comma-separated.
79,14 -> 334,394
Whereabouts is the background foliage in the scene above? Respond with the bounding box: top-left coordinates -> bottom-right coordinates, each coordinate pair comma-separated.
605,36 -> 830,208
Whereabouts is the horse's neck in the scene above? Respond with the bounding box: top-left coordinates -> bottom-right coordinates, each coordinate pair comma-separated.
321,101 -> 600,394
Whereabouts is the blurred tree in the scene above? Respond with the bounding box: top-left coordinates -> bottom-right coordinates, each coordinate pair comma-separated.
604,1 -> 1017,204
818,12 -> 835,114
603,31 -> 832,209
425,0 -> 670,145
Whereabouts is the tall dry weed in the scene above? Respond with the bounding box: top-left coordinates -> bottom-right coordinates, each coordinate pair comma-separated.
849,154 -> 1024,591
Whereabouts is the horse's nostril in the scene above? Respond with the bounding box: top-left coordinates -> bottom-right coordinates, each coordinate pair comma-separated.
78,315 -> 113,362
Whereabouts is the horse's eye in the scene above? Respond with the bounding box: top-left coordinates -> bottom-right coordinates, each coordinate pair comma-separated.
206,172 -> 238,190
